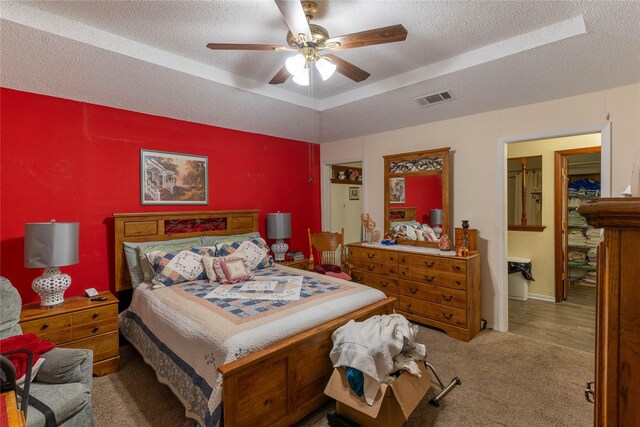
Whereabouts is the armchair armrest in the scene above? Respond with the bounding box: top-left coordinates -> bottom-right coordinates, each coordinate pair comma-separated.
35,347 -> 93,390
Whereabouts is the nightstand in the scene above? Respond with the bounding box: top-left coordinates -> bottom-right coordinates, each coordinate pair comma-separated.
276,258 -> 310,271
19,291 -> 119,376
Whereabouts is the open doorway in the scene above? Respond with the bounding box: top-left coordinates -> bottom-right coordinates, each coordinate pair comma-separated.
328,162 -> 362,243
505,133 -> 602,352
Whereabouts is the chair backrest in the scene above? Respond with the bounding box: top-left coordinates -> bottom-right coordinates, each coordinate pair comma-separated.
0,277 -> 22,339
308,228 -> 345,268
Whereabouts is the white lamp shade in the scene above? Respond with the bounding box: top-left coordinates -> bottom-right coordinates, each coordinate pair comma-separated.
292,70 -> 309,86
316,57 -> 336,81
285,53 -> 306,76
24,222 -> 79,268
267,213 -> 292,239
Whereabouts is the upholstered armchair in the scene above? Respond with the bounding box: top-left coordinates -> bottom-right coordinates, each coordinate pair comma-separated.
0,277 -> 94,427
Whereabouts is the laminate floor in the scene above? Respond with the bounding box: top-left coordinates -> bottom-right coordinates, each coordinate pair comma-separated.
508,285 -> 596,353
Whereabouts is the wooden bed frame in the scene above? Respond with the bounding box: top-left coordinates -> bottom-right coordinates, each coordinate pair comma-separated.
113,210 -> 395,427
389,206 -> 417,222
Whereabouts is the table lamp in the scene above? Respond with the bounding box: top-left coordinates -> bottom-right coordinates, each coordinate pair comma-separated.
24,221 -> 79,306
267,213 -> 291,261
430,209 -> 443,239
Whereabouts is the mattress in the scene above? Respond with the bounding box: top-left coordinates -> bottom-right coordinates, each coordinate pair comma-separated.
119,264 -> 386,426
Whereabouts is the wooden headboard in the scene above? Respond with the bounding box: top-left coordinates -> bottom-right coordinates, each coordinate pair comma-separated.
113,210 -> 259,292
389,207 -> 417,223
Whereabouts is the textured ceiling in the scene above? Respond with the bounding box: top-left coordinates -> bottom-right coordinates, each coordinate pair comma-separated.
1,1 -> 639,143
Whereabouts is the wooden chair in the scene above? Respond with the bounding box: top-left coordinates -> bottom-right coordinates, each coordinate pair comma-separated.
307,228 -> 352,280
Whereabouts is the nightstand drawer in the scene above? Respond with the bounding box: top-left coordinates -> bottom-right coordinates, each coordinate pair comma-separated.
20,313 -> 72,336
72,317 -> 118,340
62,330 -> 119,362
72,305 -> 117,325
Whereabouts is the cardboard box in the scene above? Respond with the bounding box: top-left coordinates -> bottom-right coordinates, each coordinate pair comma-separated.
324,362 -> 431,427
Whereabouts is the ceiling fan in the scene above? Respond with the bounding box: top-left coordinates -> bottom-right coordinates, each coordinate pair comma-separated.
206,0 -> 408,86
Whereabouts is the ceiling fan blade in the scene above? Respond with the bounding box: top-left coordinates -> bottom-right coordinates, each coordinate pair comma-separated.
269,66 -> 291,85
206,43 -> 291,51
274,0 -> 312,41
323,54 -> 370,82
325,24 -> 408,51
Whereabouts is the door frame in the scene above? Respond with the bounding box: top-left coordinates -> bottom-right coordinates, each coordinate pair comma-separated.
321,157 -> 364,233
554,146 -> 602,302
496,122 -> 611,332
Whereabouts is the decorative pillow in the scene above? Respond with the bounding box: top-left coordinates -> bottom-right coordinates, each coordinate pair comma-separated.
146,247 -> 215,287
313,264 -> 342,275
201,254 -> 217,283
326,271 -> 352,281
137,238 -> 204,283
216,238 -> 273,270
212,256 -> 252,284
199,232 -> 261,247
123,237 -> 201,287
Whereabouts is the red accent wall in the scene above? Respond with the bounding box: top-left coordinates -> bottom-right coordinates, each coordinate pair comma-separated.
0,88 -> 321,303
397,175 -> 443,224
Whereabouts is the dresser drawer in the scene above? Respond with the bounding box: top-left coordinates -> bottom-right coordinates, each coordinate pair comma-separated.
399,280 -> 466,309
354,259 -> 397,276
348,247 -> 398,264
398,267 -> 467,290
72,317 -> 118,340
62,330 -> 119,362
352,270 -> 399,293
72,305 -> 117,325
20,313 -> 72,338
398,254 -> 467,275
398,296 -> 467,328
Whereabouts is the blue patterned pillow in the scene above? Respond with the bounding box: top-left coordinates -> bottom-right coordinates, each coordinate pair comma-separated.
216,238 -> 273,270
146,247 -> 215,287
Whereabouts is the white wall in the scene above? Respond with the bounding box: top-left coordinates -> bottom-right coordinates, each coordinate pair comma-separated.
321,83 -> 640,330
507,133 -> 601,299
330,183 -> 362,244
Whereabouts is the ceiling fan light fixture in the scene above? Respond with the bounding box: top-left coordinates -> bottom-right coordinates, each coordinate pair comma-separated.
316,57 -> 336,81
285,53 -> 306,76
292,69 -> 310,86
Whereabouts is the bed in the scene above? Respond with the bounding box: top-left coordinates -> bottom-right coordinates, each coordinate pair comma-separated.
113,210 -> 395,427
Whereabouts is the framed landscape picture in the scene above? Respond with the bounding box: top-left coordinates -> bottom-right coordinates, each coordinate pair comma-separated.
141,149 -> 208,205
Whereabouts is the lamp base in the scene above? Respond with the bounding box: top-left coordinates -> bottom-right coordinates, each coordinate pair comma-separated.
433,225 -> 443,240
32,267 -> 71,307
271,239 -> 289,262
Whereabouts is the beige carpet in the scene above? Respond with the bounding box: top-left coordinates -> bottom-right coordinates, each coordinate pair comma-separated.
93,327 -> 594,426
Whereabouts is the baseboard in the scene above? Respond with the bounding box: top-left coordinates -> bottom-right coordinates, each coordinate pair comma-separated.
526,293 -> 556,302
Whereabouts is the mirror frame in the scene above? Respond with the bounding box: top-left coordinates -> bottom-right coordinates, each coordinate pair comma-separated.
384,147 -> 451,248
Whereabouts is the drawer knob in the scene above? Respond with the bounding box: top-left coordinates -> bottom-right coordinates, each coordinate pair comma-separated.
407,303 -> 413,314
390,269 -> 395,274
40,323 -> 49,331
443,295 -> 454,302
409,287 -> 418,294
367,265 -> 376,271
92,313 -> 99,319
381,281 -> 388,288
367,253 -> 376,259
454,266 -> 461,271
353,275 -> 362,282
424,275 -> 435,282
390,256 -> 394,261
424,261 -> 435,268
442,312 -> 453,320
401,258 -> 406,263
455,280 -> 461,286
92,326 -> 100,333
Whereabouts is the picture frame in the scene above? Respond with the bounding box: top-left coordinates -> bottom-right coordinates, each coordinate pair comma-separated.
140,149 -> 208,205
349,187 -> 360,201
389,177 -> 405,203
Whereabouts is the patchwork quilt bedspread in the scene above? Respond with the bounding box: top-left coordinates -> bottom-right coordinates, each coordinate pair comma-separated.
119,264 -> 386,427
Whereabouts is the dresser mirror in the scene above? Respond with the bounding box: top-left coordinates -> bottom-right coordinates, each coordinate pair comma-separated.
384,147 -> 451,247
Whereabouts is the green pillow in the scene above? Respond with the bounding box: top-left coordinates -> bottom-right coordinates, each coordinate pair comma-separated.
199,232 -> 261,247
123,236 -> 201,288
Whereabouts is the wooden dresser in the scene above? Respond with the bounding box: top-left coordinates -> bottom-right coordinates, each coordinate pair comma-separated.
579,198 -> 640,426
347,242 -> 481,341
19,292 -> 119,376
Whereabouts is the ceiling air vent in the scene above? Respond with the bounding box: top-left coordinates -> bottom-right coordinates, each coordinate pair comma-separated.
414,90 -> 454,106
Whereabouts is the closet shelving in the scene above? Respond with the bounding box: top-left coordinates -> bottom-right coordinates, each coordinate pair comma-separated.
567,174 -> 602,287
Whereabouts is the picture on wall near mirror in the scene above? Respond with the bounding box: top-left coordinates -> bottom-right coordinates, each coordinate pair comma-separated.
389,177 -> 405,203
